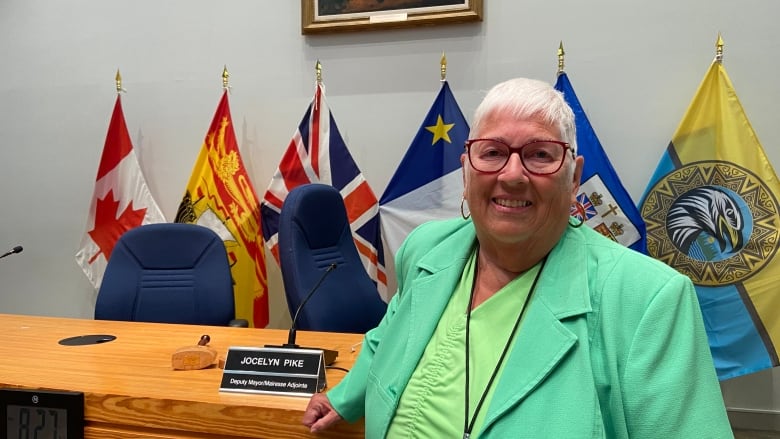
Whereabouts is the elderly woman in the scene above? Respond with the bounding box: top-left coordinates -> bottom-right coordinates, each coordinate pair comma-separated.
302,78 -> 732,438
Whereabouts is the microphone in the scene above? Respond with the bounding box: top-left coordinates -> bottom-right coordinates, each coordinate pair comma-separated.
286,262 -> 337,347
0,245 -> 23,260
266,262 -> 339,364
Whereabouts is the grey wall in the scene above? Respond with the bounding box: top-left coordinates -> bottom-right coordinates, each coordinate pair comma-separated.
1,0 -> 778,426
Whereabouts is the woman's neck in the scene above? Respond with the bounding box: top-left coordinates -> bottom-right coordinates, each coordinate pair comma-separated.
470,238 -> 554,309
478,233 -> 554,271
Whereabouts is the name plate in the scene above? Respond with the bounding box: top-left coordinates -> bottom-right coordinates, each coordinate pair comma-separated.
219,346 -> 326,397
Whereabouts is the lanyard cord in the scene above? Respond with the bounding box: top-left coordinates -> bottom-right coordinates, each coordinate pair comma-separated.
463,254 -> 548,439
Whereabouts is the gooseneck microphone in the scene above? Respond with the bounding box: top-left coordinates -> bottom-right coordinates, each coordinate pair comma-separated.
286,262 -> 338,347
266,262 -> 339,364
0,245 -> 23,260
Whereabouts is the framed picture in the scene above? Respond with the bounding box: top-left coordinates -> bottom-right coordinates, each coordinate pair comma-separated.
301,0 -> 483,34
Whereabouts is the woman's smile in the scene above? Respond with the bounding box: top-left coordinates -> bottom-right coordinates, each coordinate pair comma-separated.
493,198 -> 531,208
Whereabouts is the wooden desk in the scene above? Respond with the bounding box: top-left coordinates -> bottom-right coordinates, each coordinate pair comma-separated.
0,313 -> 365,438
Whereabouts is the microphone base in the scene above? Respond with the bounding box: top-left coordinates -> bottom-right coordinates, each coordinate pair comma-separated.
264,344 -> 338,366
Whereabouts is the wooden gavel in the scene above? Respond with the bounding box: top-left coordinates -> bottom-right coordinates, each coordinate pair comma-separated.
171,335 -> 217,370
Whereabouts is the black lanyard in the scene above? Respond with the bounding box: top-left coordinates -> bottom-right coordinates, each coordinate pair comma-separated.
463,254 -> 547,439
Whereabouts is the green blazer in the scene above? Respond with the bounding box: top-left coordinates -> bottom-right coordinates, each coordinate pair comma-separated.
327,218 -> 733,439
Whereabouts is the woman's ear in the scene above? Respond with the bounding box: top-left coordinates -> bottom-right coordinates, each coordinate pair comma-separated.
461,153 -> 468,187
570,155 -> 585,202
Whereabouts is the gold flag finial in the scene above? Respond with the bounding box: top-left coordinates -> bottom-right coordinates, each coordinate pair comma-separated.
440,52 -> 447,81
222,65 -> 230,89
316,60 -> 322,84
115,69 -> 126,94
715,33 -> 724,64
557,41 -> 565,74
115,69 -> 122,93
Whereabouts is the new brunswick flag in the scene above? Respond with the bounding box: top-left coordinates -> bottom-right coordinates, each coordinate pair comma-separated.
175,90 -> 269,328
639,58 -> 780,380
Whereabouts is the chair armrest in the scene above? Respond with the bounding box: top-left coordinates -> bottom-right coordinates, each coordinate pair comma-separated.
228,319 -> 249,328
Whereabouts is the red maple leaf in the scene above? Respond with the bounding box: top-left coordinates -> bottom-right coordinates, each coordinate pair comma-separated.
88,190 -> 147,263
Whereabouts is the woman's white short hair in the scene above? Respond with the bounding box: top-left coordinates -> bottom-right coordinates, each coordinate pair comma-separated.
469,78 -> 577,154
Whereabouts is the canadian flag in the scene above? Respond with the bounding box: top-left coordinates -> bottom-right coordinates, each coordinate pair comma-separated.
75,95 -> 165,289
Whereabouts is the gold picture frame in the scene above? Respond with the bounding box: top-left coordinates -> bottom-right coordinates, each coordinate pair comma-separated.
301,0 -> 483,34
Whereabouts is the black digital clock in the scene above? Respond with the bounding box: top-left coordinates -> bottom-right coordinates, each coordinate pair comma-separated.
1,388 -> 84,439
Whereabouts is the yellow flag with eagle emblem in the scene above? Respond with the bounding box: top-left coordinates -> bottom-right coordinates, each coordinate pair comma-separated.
639,49 -> 780,380
175,90 -> 269,327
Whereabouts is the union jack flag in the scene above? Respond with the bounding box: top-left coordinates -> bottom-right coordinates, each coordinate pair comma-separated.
571,192 -> 598,221
261,82 -> 387,295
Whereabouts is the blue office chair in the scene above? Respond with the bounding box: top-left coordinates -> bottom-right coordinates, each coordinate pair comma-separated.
95,222 -> 246,327
278,183 -> 387,333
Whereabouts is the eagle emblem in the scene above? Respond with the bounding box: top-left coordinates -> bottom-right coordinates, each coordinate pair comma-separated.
666,186 -> 745,258
641,161 -> 779,286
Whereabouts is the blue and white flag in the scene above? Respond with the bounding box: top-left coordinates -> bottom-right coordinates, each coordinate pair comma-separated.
555,72 -> 647,253
379,81 -> 469,255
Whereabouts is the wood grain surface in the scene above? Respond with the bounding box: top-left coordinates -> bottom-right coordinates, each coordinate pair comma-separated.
0,313 -> 365,438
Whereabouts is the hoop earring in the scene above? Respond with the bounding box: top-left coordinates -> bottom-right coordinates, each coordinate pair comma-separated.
569,215 -> 584,228
461,197 -> 471,220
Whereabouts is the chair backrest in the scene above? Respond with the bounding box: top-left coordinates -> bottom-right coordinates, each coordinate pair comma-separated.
95,223 -> 236,326
278,183 -> 387,333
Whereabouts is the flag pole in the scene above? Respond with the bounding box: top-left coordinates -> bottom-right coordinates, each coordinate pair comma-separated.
316,60 -> 322,84
440,52 -> 447,82
557,41 -> 565,74
715,33 -> 724,64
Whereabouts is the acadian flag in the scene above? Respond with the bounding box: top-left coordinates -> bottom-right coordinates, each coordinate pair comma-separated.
76,94 -> 165,289
261,81 -> 387,297
639,54 -> 780,380
175,90 -> 269,328
555,71 -> 646,253
379,80 -> 468,256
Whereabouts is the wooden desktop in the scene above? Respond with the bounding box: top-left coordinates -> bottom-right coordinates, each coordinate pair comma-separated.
0,313 -> 365,438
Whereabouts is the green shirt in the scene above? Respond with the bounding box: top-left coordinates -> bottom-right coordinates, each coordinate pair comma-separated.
386,249 -> 540,438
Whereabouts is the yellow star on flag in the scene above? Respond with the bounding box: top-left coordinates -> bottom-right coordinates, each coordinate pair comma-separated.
425,115 -> 455,145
